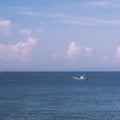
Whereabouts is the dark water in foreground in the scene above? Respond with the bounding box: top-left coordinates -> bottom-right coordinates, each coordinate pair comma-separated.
0,72 -> 120,120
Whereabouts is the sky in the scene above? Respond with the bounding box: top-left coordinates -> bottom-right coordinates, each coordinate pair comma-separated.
1,0 -> 120,71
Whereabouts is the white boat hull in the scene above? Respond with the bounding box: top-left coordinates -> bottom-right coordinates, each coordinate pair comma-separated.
72,76 -> 88,80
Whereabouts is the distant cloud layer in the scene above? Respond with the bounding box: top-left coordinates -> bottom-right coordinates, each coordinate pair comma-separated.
79,0 -> 120,8
15,7 -> 120,26
63,18 -> 120,26
0,37 -> 37,62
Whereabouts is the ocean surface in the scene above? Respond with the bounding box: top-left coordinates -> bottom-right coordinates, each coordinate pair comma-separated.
0,72 -> 120,120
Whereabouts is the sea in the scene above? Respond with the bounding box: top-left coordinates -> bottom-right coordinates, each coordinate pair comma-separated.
0,72 -> 120,120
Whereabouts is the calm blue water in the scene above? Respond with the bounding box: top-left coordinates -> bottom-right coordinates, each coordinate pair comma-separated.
0,72 -> 120,120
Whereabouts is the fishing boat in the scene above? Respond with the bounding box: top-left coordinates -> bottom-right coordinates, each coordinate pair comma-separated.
72,75 -> 88,80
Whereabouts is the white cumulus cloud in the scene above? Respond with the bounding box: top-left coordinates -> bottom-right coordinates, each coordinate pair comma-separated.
0,37 -> 37,62
67,41 -> 80,60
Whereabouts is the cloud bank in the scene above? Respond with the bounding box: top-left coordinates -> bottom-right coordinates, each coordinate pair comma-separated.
0,37 -> 37,62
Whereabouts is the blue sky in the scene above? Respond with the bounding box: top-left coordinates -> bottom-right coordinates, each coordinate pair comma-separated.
1,0 -> 120,71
